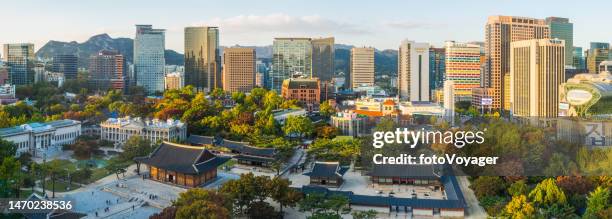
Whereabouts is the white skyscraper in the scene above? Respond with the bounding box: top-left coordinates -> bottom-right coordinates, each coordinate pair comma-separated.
134,25 -> 166,94
443,80 -> 456,126
398,40 -> 430,102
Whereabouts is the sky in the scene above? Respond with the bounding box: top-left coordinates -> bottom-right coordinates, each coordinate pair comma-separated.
1,0 -> 611,54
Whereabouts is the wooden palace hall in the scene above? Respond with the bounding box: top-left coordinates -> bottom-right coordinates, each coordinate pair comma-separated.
134,141 -> 230,188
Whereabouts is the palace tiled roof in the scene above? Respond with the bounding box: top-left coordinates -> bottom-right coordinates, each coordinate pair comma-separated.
218,139 -> 277,157
134,142 -> 229,174
187,135 -> 216,145
368,164 -> 439,180
304,161 -> 349,178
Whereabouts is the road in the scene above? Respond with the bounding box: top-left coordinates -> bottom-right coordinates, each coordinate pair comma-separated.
456,176 -> 488,219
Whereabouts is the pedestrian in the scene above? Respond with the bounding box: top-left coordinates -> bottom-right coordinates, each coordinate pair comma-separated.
132,205 -> 134,211
95,211 -> 98,217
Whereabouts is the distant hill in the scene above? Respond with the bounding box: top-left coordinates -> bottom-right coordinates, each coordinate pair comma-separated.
334,47 -> 397,76
36,34 -> 398,76
36,33 -> 184,68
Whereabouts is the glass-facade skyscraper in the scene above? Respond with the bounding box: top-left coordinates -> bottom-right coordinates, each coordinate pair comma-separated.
2,43 -> 34,85
573,47 -> 585,71
134,25 -> 165,94
311,37 -> 335,82
429,47 -> 445,92
52,54 -> 78,80
270,38 -> 312,92
590,42 -> 609,50
546,17 -> 573,68
184,26 -> 220,92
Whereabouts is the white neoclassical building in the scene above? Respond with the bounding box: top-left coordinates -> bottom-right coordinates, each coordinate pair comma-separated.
0,120 -> 81,157
100,117 -> 186,147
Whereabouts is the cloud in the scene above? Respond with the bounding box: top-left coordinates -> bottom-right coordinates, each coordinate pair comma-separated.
193,13 -> 370,35
383,21 -> 445,30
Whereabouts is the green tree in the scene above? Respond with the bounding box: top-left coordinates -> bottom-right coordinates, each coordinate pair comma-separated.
46,160 -> 67,198
174,188 -> 231,219
585,186 -> 610,217
268,177 -> 302,214
319,100 -> 336,117
507,180 -> 529,196
219,173 -> 265,214
528,178 -> 567,206
0,139 -> 17,158
120,136 -> 153,161
283,115 -> 314,139
351,210 -> 377,219
0,157 -> 21,198
470,176 -> 506,199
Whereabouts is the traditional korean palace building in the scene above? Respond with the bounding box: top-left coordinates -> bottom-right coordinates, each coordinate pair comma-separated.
134,141 -> 229,188
187,134 -> 278,167
304,161 -> 349,187
299,164 -> 466,217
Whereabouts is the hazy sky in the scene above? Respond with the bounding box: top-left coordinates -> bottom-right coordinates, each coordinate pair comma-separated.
1,0 -> 610,54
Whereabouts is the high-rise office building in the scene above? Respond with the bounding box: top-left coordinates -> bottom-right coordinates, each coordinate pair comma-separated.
89,50 -> 126,92
546,17 -> 573,68
590,42 -> 609,50
444,41 -> 482,102
573,47 -> 585,71
311,37 -> 335,83
52,54 -> 78,80
587,48 -> 610,74
271,38 -> 313,92
510,39 -> 564,117
165,72 -> 184,90
134,25 -> 165,94
222,48 -> 256,93
2,43 -> 34,85
398,40 -> 430,102
483,16 -> 550,110
184,26 -> 220,92
443,80 -> 455,126
429,47 -> 445,92
350,47 -> 375,88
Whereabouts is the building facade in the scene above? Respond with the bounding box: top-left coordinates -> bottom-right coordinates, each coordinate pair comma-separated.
89,50 -> 126,92
164,72 -> 184,90
587,48 -> 610,74
135,142 -> 228,188
443,81 -> 455,125
271,38 -> 313,92
134,25 -> 166,94
222,48 -> 256,93
100,117 -> 187,146
0,120 -> 81,157
311,37 -> 335,83
429,47 -> 445,92
331,111 -> 368,137
281,78 -> 321,110
52,54 -> 78,80
573,47 -> 585,71
184,26 -> 220,92
545,17 -> 573,68
510,39 -> 565,117
483,16 -> 550,110
444,41 -> 482,102
398,40 -> 430,101
350,47 -> 375,88
2,43 -> 35,85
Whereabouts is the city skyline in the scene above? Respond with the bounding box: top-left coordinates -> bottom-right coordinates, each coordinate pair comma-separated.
1,0 -> 611,54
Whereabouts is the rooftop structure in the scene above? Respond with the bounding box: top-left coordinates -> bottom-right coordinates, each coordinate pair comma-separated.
100,117 -> 186,146
0,119 -> 81,157
304,161 -> 349,187
134,141 -> 229,188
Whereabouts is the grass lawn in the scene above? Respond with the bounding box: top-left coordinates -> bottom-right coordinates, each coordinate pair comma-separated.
333,136 -> 354,141
89,168 -> 111,183
43,180 -> 81,192
218,159 -> 237,170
